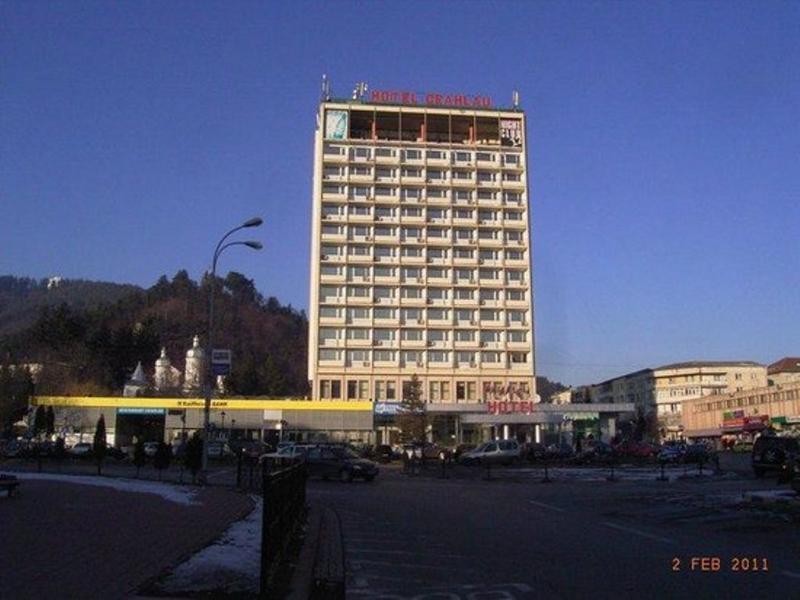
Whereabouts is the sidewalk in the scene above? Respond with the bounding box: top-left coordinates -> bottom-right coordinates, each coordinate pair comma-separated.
0,475 -> 253,599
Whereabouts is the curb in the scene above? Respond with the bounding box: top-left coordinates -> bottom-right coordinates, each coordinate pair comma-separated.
287,503 -> 345,600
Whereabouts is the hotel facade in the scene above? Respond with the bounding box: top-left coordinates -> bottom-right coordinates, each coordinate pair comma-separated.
307,89 -> 535,417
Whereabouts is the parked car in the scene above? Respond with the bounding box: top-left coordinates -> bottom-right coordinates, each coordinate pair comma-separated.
682,443 -> 714,465
2,440 -> 24,458
68,442 -> 93,457
453,444 -> 477,461
229,440 -> 270,458
657,443 -> 686,463
732,440 -> 754,453
260,443 -> 312,463
305,445 -> 379,482
459,440 -> 521,466
614,440 -> 656,458
143,442 -> 160,458
373,444 -> 395,463
525,443 -> 547,462
544,443 -> 575,460
752,435 -> 800,478
206,441 -> 233,459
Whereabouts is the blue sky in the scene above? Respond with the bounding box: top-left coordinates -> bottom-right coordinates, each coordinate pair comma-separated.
2,1 -> 798,385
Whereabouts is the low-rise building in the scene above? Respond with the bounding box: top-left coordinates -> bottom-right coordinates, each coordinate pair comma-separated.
587,361 -> 767,440
682,381 -> 800,443
768,357 -> 800,387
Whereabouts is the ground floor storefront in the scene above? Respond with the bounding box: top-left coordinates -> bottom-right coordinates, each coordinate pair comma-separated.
30,396 -> 635,449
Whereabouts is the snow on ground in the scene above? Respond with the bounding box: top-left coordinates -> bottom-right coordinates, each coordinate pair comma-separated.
154,497 -> 262,595
3,471 -> 200,505
744,489 -> 800,503
500,466 -> 724,482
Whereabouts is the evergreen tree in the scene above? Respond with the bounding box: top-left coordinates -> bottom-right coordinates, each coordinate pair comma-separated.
397,374 -> 426,443
153,442 -> 172,481
184,433 -> 203,484
0,366 -> 33,437
46,406 -> 55,437
133,439 -> 146,477
33,405 -> 46,438
93,414 -> 107,475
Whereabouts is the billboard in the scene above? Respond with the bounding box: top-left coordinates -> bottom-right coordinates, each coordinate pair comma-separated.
500,119 -> 523,147
325,110 -> 348,140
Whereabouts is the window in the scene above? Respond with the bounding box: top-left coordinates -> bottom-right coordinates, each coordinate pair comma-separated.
457,351 -> 475,364
480,330 -> 500,343
454,208 -> 473,219
401,287 -> 423,299
427,248 -> 448,259
319,306 -> 340,318
505,249 -> 523,261
455,330 -> 475,341
507,330 -> 527,343
348,245 -> 370,257
482,352 -> 501,363
374,328 -> 395,342
374,307 -> 395,320
347,328 -> 369,340
375,206 -> 395,219
402,188 -> 421,200
427,169 -> 445,181
428,308 -> 449,321
322,204 -> 343,217
348,286 -> 369,298
350,165 -> 371,176
320,379 -> 341,399
506,289 -> 525,301
477,190 -> 497,201
319,285 -> 341,302
429,351 -> 449,363
323,184 -> 345,195
426,188 -> 446,198
428,288 -> 448,300
402,351 -> 421,366
455,288 -> 474,300
374,187 -> 395,197
455,190 -> 472,201
402,206 -> 423,217
319,349 -> 341,361
510,352 -> 528,364
374,266 -> 395,278
402,246 -> 423,257
455,229 -> 473,240
428,267 -> 447,279
319,327 -> 340,341
428,330 -> 449,342
456,309 -> 474,323
403,149 -> 422,161
402,308 -> 422,322
402,329 -> 424,341
349,187 -> 370,200
321,265 -> 341,276
427,208 -> 446,219
454,248 -> 474,259
346,350 -> 370,365
347,307 -> 369,321
353,147 -> 371,159
375,148 -> 395,158
374,350 -> 396,362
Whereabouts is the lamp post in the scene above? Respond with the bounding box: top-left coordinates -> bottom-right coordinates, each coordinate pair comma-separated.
221,411 -> 227,435
199,217 -> 263,485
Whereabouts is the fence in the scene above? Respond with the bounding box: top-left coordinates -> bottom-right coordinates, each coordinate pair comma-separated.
260,459 -> 307,598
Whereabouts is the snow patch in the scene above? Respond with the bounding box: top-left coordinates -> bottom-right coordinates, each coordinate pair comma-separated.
744,490 -> 799,503
155,497 -> 262,595
4,472 -> 200,505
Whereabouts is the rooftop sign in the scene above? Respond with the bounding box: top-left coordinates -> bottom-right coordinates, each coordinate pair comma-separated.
370,90 -> 492,108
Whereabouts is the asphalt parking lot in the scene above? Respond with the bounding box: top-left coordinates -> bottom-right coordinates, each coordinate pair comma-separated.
309,460 -> 800,600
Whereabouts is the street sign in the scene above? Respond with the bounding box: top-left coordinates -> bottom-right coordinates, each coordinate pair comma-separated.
374,402 -> 403,416
211,348 -> 232,376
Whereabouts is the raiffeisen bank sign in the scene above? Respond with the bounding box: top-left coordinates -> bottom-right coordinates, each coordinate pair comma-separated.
369,89 -> 493,108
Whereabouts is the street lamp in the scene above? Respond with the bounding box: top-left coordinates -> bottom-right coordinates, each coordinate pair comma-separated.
200,217 -> 263,484
221,411 -> 227,434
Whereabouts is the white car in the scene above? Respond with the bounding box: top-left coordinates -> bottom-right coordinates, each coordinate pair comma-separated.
259,444 -> 312,463
459,440 -> 521,466
68,442 -> 93,457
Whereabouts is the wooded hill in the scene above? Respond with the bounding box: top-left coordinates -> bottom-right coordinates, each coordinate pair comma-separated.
0,272 -> 309,397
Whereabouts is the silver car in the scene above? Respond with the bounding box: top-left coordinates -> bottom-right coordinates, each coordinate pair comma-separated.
459,440 -> 521,466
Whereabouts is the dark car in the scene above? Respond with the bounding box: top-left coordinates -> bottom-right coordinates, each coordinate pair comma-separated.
752,436 -> 799,478
373,444 -> 395,463
229,440 -> 270,459
682,443 -> 714,465
305,445 -> 379,482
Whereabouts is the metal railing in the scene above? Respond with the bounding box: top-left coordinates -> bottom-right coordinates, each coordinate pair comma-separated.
260,460 -> 307,598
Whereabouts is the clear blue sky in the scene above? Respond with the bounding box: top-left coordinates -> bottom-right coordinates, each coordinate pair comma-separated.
2,1 -> 798,386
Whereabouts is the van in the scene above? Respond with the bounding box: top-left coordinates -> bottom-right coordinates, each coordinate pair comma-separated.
751,435 -> 799,477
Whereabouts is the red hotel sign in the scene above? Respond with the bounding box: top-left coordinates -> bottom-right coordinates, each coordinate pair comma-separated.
370,90 -> 492,108
487,400 -> 536,415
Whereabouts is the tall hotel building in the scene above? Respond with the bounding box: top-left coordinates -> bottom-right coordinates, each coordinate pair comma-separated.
308,86 -> 536,420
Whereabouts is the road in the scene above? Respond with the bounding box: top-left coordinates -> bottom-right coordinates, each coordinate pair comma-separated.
308,463 -> 800,599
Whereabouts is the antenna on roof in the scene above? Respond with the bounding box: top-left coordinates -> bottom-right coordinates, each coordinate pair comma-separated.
512,90 -> 520,109
321,74 -> 331,101
352,81 -> 368,101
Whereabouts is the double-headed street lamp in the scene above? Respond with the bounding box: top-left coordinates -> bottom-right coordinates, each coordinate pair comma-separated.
199,217 -> 263,484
